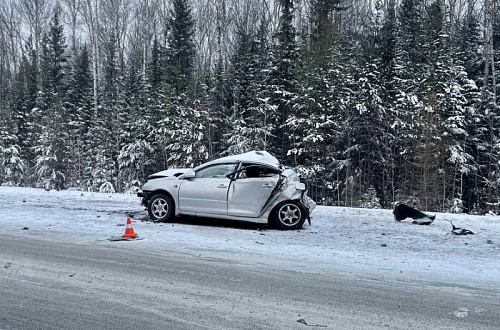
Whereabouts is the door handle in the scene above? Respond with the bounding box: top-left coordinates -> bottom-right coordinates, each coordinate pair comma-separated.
262,184 -> 274,188
217,184 -> 227,188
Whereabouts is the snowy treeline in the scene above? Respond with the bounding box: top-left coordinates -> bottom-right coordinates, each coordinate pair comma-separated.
0,0 -> 499,213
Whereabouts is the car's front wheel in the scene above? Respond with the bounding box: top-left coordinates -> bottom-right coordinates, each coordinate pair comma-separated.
270,200 -> 306,230
148,193 -> 175,222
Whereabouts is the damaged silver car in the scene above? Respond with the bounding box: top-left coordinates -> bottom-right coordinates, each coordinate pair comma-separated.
138,151 -> 316,230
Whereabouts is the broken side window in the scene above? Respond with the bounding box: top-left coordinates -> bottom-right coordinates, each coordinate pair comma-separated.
238,164 -> 281,179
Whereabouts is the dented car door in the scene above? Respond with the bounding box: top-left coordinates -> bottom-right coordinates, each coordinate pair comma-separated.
227,165 -> 280,217
178,163 -> 236,215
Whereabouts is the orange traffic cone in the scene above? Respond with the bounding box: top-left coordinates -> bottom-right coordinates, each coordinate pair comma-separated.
122,217 -> 137,239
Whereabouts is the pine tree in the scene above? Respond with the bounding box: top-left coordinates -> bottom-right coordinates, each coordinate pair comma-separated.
147,37 -> 171,172
0,144 -> 25,186
10,55 -> 28,163
459,7 -> 482,81
89,29 -> 125,192
373,0 -> 398,206
118,49 -> 155,191
380,0 -> 397,84
158,0 -> 207,168
389,0 -> 425,205
67,45 -> 93,188
455,2 -> 483,210
8,43 -> 38,179
309,0 -> 343,64
33,6 -> 68,190
224,26 -> 273,155
166,0 -> 195,95
161,95 -> 208,168
360,185 -> 382,209
207,59 -> 232,156
149,38 -> 163,92
485,0 -> 500,211
0,94 -> 25,185
269,0 -> 300,161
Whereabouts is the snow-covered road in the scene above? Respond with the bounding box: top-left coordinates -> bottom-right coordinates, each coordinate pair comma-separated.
1,186 -> 499,289
1,187 -> 500,329
4,235 -> 499,330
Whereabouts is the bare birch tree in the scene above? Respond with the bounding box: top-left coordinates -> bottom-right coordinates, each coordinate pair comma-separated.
61,0 -> 82,56
16,0 -> 51,67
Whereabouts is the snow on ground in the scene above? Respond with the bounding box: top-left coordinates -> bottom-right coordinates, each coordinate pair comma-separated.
1,186 -> 499,289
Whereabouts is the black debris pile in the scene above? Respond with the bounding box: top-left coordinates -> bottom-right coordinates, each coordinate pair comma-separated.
393,203 -> 435,225
412,218 -> 434,226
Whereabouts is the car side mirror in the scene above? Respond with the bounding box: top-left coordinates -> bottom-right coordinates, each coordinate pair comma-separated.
295,182 -> 306,190
183,170 -> 195,179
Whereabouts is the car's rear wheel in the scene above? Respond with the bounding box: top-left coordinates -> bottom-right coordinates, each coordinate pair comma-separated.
270,200 -> 306,230
148,193 -> 174,222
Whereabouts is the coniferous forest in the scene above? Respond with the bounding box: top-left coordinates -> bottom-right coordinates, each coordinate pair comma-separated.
0,0 -> 499,213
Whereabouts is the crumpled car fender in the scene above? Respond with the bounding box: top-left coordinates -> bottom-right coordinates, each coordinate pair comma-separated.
258,172 -> 316,218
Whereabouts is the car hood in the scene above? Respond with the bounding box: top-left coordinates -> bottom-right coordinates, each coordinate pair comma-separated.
148,168 -> 191,179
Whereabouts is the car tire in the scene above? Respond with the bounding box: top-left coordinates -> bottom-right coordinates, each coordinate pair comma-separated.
148,193 -> 175,222
270,200 -> 307,230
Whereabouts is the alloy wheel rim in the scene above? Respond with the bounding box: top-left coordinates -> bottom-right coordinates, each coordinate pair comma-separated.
152,198 -> 168,218
278,204 -> 301,226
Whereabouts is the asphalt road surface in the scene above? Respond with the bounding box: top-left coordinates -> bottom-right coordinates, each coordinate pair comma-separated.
1,236 -> 499,330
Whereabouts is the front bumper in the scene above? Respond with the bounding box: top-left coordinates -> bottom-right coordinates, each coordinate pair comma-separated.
137,190 -> 151,206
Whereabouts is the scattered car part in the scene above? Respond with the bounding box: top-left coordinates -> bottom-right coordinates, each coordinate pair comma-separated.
393,203 -> 435,223
446,220 -> 475,235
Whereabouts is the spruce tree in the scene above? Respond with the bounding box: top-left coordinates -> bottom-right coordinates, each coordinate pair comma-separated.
67,45 -> 93,188
269,0 -> 300,161
160,0 -> 208,167
208,58 -> 232,156
118,49 -> 155,191
33,6 -> 68,190
166,0 -> 195,95
389,0 -> 425,204
225,26 -> 272,155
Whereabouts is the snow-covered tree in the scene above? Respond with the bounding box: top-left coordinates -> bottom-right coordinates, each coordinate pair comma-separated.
32,6 -> 68,190
269,0 -> 300,161
224,26 -> 273,155
161,95 -> 208,168
166,0 -> 195,95
0,143 -> 25,186
360,186 -> 382,209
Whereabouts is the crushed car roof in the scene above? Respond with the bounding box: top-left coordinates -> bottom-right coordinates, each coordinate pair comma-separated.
202,150 -> 281,168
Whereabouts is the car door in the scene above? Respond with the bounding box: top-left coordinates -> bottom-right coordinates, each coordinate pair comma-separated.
178,163 -> 237,215
227,165 -> 280,217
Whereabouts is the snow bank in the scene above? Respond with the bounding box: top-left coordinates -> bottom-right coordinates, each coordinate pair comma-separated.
1,187 -> 498,288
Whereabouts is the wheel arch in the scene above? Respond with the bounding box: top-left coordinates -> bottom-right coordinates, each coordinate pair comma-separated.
149,189 -> 176,208
147,190 -> 177,221
266,198 -> 298,221
267,199 -> 306,228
